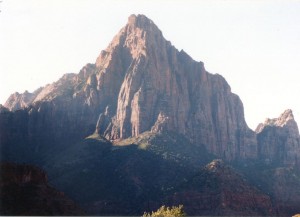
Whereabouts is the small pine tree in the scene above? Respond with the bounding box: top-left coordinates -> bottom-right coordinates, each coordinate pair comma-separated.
142,205 -> 186,217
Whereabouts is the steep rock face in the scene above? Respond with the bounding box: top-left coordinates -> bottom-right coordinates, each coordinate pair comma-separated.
256,109 -> 300,167
165,160 -> 274,215
0,162 -> 84,215
95,14 -> 257,160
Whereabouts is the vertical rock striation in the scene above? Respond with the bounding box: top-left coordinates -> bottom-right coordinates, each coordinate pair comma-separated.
94,14 -> 257,160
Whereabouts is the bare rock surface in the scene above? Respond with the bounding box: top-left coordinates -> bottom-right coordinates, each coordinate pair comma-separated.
256,109 -> 300,167
4,88 -> 42,111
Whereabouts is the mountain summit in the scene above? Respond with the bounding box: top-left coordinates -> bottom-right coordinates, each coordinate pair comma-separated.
96,14 -> 162,64
256,109 -> 300,166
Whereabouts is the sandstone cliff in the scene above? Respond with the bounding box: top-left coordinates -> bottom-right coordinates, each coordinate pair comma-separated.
256,109 -> 300,167
94,14 -> 257,161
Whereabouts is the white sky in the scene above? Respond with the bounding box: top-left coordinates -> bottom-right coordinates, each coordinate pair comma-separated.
0,0 -> 300,130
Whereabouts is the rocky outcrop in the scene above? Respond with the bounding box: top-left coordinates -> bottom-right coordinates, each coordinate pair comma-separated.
165,160 -> 274,215
4,64 -> 97,111
4,88 -> 42,111
0,162 -> 84,215
256,109 -> 300,167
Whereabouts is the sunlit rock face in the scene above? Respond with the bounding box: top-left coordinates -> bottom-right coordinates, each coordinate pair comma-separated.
94,14 -> 257,161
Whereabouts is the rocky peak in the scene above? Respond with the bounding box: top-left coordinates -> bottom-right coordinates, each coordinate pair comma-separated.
205,159 -> 226,172
256,109 -> 300,167
127,14 -> 154,29
3,66 -> 95,111
4,90 -> 41,111
276,109 -> 295,126
126,14 -> 161,41
96,14 -> 163,67
256,109 -> 296,133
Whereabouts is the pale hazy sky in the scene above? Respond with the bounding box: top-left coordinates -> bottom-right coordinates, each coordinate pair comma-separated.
0,0 -> 300,130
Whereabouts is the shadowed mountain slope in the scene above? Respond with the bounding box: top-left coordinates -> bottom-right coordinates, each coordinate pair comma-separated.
0,162 -> 84,215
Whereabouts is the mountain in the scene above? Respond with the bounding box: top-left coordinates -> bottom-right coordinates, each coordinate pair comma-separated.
1,14 -> 300,215
0,162 -> 84,215
3,14 -> 256,161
